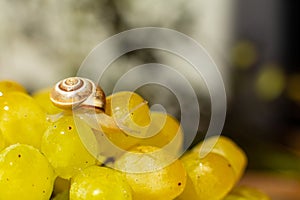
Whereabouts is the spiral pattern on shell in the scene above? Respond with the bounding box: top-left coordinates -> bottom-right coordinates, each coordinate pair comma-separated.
50,77 -> 105,111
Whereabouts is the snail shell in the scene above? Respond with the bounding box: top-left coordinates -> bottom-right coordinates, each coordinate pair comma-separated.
50,77 -> 105,111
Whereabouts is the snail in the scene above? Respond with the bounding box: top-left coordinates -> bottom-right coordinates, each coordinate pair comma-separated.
48,77 -> 167,150
49,77 -> 165,138
50,77 -> 105,112
49,77 -> 132,132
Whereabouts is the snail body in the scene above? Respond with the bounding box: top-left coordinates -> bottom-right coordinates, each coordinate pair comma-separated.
50,77 -> 146,136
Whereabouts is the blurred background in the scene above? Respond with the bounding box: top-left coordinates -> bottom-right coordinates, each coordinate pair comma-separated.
0,0 -> 299,199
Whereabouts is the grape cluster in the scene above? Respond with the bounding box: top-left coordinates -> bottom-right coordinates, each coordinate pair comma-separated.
0,79 -> 270,200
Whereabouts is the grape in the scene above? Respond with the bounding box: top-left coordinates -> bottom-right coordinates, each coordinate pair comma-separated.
103,92 -> 183,156
32,87 -> 63,115
0,129 -> 6,151
105,91 -> 151,127
192,136 -> 247,180
70,165 -> 132,200
0,144 -> 55,200
97,112 -> 184,160
0,92 -> 49,149
223,186 -> 271,200
0,80 -> 26,97
178,152 -> 236,200
41,115 -> 97,179
97,123 -> 140,155
99,91 -> 151,151
174,175 -> 198,200
138,112 -> 183,155
114,145 -> 187,200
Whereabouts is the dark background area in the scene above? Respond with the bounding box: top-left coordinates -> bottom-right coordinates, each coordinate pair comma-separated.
224,0 -> 300,173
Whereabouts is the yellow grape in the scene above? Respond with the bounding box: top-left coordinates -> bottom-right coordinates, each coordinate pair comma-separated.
32,87 -> 63,115
100,91 -> 151,150
178,152 -> 236,200
0,129 -> 6,151
70,165 -> 132,200
0,80 -> 27,97
223,186 -> 271,200
41,115 -> 97,179
98,125 -> 139,154
114,145 -> 187,200
103,92 -> 183,156
105,91 -> 151,127
0,92 -> 49,149
0,144 -> 55,200
137,111 -> 183,155
192,136 -> 247,180
174,175 -> 198,200
98,112 -> 184,159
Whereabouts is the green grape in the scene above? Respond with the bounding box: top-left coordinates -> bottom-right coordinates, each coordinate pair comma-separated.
178,152 -> 236,200
174,175 -> 198,200
101,91 -> 151,150
192,136 -> 247,181
105,91 -> 151,127
103,92 -> 183,156
70,165 -> 132,200
138,112 -> 184,155
0,80 -> 27,97
32,87 -> 63,115
223,186 -> 271,200
0,144 -> 55,200
0,92 -> 49,149
41,115 -> 97,179
114,145 -> 187,200
99,124 -> 140,153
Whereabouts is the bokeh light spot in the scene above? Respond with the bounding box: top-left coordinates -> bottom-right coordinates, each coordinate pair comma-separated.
255,65 -> 285,101
232,40 -> 257,69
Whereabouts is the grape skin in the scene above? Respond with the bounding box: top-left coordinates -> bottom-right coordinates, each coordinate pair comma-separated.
103,92 -> 183,157
114,145 -> 187,200
41,115 -> 97,179
0,80 -> 27,97
0,92 -> 49,149
137,112 -> 184,156
101,92 -> 151,151
105,91 -> 151,127
0,144 -> 55,200
178,152 -> 236,200
32,87 -> 63,115
70,165 -> 132,200
0,129 -> 6,151
192,136 -> 247,181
